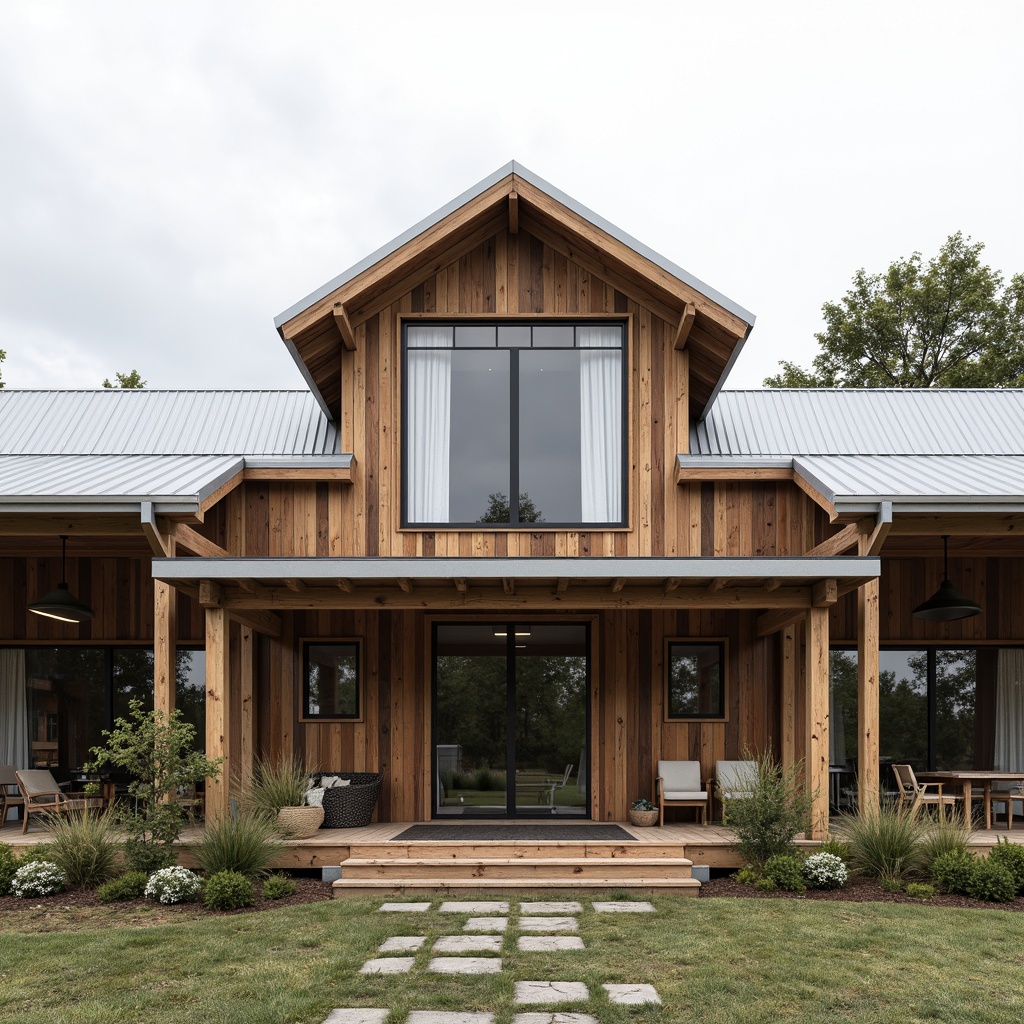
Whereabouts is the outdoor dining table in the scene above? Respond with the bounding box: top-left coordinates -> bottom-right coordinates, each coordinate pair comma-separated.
916,771 -> 1024,829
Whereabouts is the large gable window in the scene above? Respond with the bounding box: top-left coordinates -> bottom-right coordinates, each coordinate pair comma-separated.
403,321 -> 626,527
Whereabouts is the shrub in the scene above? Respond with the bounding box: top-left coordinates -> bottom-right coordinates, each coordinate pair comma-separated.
97,871 -> 148,903
967,858 -> 1017,903
817,836 -> 851,862
724,751 -> 812,868
879,878 -> 904,893
931,849 -> 977,895
262,872 -> 297,900
763,853 -> 807,893
734,865 -> 760,886
0,843 -> 17,895
840,804 -> 926,884
918,812 -> 970,878
204,870 -> 254,910
10,860 -> 66,898
803,851 -> 848,889
989,838 -> 1024,895
43,807 -> 120,888
144,865 -> 202,904
474,767 -> 496,792
244,756 -> 309,816
905,882 -> 935,900
124,839 -> 177,876
755,876 -> 776,892
193,812 -> 284,878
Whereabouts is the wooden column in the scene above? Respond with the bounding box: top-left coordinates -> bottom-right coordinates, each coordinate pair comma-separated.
240,626 -> 255,792
153,534 -> 177,720
780,625 -> 797,770
805,606 -> 830,839
205,605 -> 232,820
857,534 -> 881,813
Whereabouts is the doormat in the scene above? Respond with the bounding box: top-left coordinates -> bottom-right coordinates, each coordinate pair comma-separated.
391,824 -> 636,842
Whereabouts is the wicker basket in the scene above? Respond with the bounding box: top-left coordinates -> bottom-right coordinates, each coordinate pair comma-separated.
276,805 -> 325,839
628,808 -> 659,827
316,772 -> 383,829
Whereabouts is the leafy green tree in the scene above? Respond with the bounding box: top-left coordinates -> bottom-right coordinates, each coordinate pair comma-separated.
102,369 -> 146,388
478,491 -> 542,523
765,233 -> 1024,388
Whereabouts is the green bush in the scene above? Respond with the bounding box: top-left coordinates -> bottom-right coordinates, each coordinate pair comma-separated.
905,882 -> 935,900
989,838 -> 1024,895
123,839 -> 177,875
931,849 -> 977,895
43,807 -> 120,888
754,876 -> 776,892
734,865 -> 760,886
262,872 -> 297,900
193,812 -> 284,878
474,767 -> 496,792
0,843 -> 17,895
243,756 -> 309,815
763,853 -> 807,893
918,812 -> 970,877
840,804 -> 926,884
204,870 -> 254,910
967,858 -> 1017,903
723,751 -> 812,868
97,871 -> 149,903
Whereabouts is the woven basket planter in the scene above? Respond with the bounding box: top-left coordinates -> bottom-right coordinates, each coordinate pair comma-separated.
276,805 -> 324,839
317,772 -> 383,828
628,808 -> 659,827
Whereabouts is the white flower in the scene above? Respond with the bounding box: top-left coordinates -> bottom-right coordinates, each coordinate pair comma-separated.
11,860 -> 66,898
803,851 -> 848,889
144,866 -> 202,904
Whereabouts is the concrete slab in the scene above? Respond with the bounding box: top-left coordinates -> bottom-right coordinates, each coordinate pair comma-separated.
519,917 -> 578,932
406,1014 -> 495,1024
321,1011 -> 389,1024
512,1016 -> 599,1024
591,901 -> 656,913
378,936 -> 426,952
691,865 -> 711,882
379,902 -> 431,912
518,901 -> 582,915
428,957 -> 503,975
439,901 -> 509,914
603,983 -> 662,1005
464,916 -> 508,932
514,982 -> 590,1005
433,934 -> 503,953
359,957 -> 415,975
517,936 -> 585,952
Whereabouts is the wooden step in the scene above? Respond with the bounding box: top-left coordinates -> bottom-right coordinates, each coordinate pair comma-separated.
332,876 -> 701,897
345,841 -> 687,860
340,857 -> 693,880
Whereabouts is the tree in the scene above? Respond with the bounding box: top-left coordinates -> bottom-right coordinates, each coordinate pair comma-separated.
102,369 -> 146,388
478,491 -> 542,524
765,233 -> 1024,388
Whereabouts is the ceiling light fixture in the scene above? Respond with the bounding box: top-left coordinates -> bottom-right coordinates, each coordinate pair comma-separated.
28,535 -> 95,623
911,535 -> 981,622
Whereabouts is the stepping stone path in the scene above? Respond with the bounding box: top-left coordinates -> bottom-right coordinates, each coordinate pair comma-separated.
333,899 -> 662,1023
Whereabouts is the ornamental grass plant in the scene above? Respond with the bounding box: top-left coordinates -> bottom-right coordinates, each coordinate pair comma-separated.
917,809 -> 970,878
43,806 -> 120,888
192,811 -> 285,878
839,802 -> 926,884
243,756 -> 309,816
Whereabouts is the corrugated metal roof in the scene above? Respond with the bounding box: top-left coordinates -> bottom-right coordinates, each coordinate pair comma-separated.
0,391 -> 339,456
693,390 -> 1024,456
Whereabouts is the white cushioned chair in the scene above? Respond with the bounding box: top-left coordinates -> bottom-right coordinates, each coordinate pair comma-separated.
715,760 -> 757,823
655,760 -> 709,826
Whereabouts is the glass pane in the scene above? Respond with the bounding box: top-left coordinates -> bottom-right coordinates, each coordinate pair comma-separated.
936,649 -> 976,770
435,624 -> 508,817
498,324 -> 531,348
829,650 -> 859,767
113,648 -> 155,723
514,624 -> 588,816
307,643 -> 359,717
454,325 -> 495,347
667,643 -> 724,717
177,650 -> 206,753
450,350 -> 510,523
26,648 -> 106,777
519,349 -> 580,523
879,650 -> 928,771
532,325 -> 574,347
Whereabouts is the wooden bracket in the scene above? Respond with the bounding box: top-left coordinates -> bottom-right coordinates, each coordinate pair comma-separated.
397,578 -> 414,594
336,578 -> 354,593
333,303 -> 357,351
674,303 -> 696,350
199,581 -> 223,608
173,522 -> 229,559
502,578 -> 516,595
756,606 -> 806,637
454,578 -> 468,594
706,577 -> 728,594
611,577 -> 626,593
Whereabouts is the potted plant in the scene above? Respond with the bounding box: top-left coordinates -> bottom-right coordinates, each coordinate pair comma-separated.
245,756 -> 323,838
629,798 -> 658,827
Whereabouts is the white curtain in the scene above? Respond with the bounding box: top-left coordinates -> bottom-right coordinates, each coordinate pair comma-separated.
579,326 -> 622,522
995,648 -> 1024,772
0,649 -> 29,772
407,326 -> 453,522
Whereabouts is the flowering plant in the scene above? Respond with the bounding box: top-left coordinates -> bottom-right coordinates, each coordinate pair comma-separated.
144,865 -> 203,904
11,860 -> 66,898
802,851 -> 848,889
631,798 -> 655,811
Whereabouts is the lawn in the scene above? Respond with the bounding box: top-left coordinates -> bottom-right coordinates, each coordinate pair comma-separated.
2,894 -> 1024,1023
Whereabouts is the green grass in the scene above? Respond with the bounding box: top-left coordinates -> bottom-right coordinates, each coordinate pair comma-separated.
2,894 -> 1024,1022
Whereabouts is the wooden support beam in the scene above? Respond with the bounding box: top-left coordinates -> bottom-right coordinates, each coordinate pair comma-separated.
888,513 -> 1024,536
812,578 -> 838,607
805,605 -> 830,839
793,474 -> 837,518
397,578 -> 414,594
673,302 -> 696,350
663,578 -> 681,594
865,501 -> 893,556
204,605 -> 231,821
236,579 -> 259,594
502,578 -> 516,595
336,578 -> 354,593
239,626 -> 255,793
857,532 -> 881,814
154,579 -> 177,719
763,578 -> 782,592
756,606 -> 806,637
284,579 -> 306,593
332,303 -> 357,351
780,625 -> 797,772
454,578 -> 468,593
199,581 -> 223,608
230,607 -> 282,638
611,577 -> 626,593
556,578 -> 570,593
805,522 -> 863,557
706,577 -> 728,594
508,191 -> 519,234
0,513 -> 141,536
173,522 -> 230,559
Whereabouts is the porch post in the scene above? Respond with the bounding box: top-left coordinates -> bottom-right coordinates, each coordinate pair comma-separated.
154,581 -> 177,719
805,605 -> 829,839
205,604 -> 232,820
239,625 -> 255,792
780,625 -> 797,770
857,534 -> 881,813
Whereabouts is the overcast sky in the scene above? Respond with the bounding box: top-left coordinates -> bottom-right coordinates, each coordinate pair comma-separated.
0,1 -> 1021,396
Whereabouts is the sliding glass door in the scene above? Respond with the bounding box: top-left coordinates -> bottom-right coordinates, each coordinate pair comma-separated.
433,622 -> 589,818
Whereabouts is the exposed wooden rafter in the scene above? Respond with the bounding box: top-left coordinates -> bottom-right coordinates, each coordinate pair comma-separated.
673,303 -> 696,350
508,191 -> 519,234
336,578 -> 354,593
454,578 -> 468,593
805,521 -> 864,558
332,303 -> 357,351
611,577 -> 626,593
173,522 -> 230,559
397,578 -> 414,594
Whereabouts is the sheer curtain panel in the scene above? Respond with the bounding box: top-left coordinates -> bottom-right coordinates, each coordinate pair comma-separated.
578,326 -> 622,523
407,326 -> 453,522
0,649 -> 28,770
995,648 -> 1024,772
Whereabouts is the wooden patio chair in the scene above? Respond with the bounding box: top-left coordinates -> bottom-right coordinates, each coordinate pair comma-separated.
656,760 -> 710,826
715,760 -> 757,824
15,769 -> 101,834
1,765 -> 25,829
986,786 -> 1024,830
891,764 -> 958,818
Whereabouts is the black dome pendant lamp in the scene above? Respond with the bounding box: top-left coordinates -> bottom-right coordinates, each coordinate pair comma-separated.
28,535 -> 95,623
911,535 -> 981,622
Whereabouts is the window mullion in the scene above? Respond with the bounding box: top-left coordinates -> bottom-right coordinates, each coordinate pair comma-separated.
510,349 -> 520,525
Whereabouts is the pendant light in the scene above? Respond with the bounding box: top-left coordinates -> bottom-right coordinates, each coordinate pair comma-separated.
28,535 -> 94,623
911,535 -> 981,622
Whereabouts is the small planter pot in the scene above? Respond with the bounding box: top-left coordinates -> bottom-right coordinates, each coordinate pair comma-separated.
276,805 -> 324,838
628,808 -> 659,827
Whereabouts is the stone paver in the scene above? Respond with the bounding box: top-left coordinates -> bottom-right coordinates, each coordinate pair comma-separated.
603,983 -> 662,1005
517,935 -> 585,952
378,935 -> 425,952
463,916 -> 508,932
321,1011 -> 389,1024
406,1014 -> 494,1024
428,956 -> 503,974
592,900 -> 656,913
519,916 -> 578,932
514,981 -> 590,1005
433,934 -> 503,953
519,901 -> 582,915
378,902 -> 431,912
359,957 -> 415,975
439,900 -> 509,914
512,1016 -> 599,1024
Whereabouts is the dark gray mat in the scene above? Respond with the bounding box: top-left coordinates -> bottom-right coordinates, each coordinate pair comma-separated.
391,824 -> 636,842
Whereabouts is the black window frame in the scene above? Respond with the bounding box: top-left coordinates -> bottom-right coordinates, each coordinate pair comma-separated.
401,319 -> 629,529
665,638 -> 728,721
301,639 -> 362,722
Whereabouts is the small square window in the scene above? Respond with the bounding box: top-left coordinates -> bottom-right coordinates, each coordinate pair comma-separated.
303,641 -> 361,720
666,640 -> 726,720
